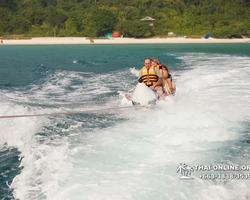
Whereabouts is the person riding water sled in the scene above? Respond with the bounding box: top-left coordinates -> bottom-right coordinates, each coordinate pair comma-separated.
138,58 -> 162,90
125,58 -> 162,101
160,64 -> 176,95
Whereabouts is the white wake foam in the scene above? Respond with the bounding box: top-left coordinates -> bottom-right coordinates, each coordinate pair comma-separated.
1,52 -> 249,200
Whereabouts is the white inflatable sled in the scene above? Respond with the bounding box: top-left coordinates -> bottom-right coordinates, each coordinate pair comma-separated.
132,83 -> 158,107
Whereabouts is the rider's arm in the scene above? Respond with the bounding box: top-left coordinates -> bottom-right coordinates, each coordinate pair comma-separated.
167,74 -> 173,89
167,78 -> 172,89
164,81 -> 171,95
137,69 -> 143,83
153,77 -> 162,88
151,67 -> 162,89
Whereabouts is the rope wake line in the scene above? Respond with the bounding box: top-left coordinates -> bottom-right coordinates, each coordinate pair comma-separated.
0,105 -> 134,119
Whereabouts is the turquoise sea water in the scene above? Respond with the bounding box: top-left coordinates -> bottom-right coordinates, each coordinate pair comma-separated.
0,44 -> 250,200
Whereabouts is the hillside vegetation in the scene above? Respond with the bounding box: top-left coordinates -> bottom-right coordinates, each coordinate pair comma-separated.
0,0 -> 250,38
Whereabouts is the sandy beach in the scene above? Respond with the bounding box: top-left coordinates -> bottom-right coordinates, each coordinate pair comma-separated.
1,37 -> 250,45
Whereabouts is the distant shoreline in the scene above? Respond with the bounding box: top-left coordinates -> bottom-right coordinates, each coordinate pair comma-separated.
1,37 -> 250,45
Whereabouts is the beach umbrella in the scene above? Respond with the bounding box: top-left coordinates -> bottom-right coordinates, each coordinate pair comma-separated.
205,33 -> 211,39
112,31 -> 119,37
105,32 -> 113,38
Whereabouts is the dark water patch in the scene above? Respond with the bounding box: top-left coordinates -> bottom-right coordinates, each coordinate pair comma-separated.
237,121 -> 250,147
0,64 -> 55,88
0,146 -> 22,200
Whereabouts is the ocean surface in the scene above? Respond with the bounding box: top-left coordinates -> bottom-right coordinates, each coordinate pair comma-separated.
0,43 -> 250,200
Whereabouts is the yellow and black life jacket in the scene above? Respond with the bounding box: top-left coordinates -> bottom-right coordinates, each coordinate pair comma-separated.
140,66 -> 158,87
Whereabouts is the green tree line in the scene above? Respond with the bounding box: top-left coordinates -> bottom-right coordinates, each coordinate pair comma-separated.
0,0 -> 250,38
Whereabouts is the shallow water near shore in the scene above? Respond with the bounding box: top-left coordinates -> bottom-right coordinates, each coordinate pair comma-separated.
0,44 -> 250,200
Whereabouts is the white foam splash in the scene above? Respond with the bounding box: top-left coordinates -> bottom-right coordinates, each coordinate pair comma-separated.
130,67 -> 140,77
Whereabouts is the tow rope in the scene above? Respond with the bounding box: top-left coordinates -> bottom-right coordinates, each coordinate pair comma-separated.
0,105 -> 134,119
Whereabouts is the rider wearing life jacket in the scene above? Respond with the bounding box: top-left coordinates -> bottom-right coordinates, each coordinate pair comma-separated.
138,58 -> 162,90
